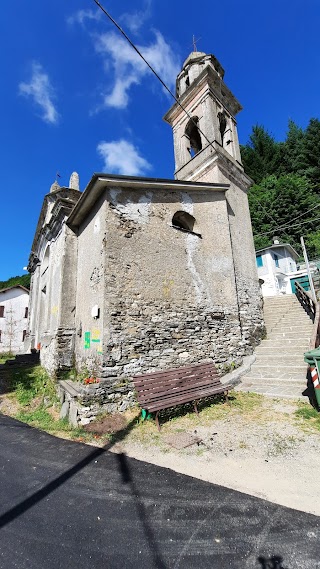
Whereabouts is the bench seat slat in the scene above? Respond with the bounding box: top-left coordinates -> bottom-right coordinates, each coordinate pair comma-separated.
134,362 -> 216,379
136,378 -> 222,400
133,362 -> 218,381
142,384 -> 232,412
135,374 -> 221,391
134,368 -> 219,386
137,381 -> 230,405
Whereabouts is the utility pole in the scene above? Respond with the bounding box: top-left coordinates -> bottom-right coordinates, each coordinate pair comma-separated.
301,236 -> 316,302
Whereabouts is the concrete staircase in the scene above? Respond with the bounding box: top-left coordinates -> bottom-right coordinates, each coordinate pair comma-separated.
237,295 -> 314,399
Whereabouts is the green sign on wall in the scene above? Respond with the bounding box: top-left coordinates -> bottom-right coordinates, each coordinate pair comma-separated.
84,331 -> 91,349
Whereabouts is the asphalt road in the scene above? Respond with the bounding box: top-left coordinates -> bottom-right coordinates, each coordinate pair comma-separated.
0,414 -> 319,569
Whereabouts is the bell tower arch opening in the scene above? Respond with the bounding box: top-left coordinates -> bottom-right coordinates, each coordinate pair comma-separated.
185,117 -> 202,158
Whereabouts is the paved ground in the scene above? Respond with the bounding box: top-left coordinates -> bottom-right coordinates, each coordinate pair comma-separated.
0,414 -> 319,569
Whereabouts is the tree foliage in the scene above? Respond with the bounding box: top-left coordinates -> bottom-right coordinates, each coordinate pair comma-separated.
241,118 -> 320,257
0,274 -> 31,291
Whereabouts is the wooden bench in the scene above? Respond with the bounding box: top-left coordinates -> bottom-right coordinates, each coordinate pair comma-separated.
133,362 -> 233,430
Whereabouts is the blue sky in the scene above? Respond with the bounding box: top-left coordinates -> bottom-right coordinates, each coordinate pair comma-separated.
1,0 -> 320,280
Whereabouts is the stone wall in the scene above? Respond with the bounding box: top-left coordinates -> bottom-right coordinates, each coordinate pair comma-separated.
70,183 -> 263,414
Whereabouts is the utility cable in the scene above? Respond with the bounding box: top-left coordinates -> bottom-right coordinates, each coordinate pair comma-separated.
253,200 -> 320,237
92,0 -> 319,242
254,214 -> 320,237
91,0 -> 218,152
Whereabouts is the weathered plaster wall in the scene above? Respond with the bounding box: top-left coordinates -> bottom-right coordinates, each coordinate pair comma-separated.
98,185 -> 246,387
182,155 -> 264,347
28,224 -> 78,375
74,194 -> 107,375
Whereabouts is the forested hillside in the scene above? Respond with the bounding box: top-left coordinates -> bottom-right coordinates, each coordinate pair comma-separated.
241,119 -> 320,257
0,274 -> 31,290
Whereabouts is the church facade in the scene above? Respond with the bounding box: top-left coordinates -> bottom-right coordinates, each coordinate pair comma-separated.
26,51 -> 263,404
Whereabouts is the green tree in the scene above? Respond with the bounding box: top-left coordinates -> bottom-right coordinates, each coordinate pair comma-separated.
241,125 -> 283,183
248,174 -> 320,255
298,118 -> 320,190
0,274 -> 31,291
282,119 -> 305,174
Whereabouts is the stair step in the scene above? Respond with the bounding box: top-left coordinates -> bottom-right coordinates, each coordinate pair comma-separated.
264,324 -> 313,331
237,382 -> 305,400
256,356 -> 306,365
264,316 -> 313,323
266,334 -> 312,341
255,344 -> 309,352
240,375 -> 307,384
250,363 -> 308,372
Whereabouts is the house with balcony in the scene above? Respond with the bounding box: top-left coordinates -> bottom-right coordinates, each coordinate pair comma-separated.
256,242 -> 310,297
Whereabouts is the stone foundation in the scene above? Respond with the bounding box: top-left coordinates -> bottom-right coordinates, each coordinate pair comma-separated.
58,379 -> 136,426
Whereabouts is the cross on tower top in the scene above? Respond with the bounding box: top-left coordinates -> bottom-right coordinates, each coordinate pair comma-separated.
192,35 -> 201,52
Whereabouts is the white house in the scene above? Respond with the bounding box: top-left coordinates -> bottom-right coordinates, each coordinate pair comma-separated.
0,285 -> 29,354
256,242 -> 310,297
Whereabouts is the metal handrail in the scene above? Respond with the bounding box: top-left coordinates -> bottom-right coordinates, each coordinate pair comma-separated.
295,281 -> 320,349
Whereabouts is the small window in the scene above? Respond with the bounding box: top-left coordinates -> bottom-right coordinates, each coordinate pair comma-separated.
274,254 -> 279,268
0,330 -> 2,342
172,211 -> 202,238
256,255 -> 263,268
0,306 -> 4,318
24,307 -> 28,319
172,211 -> 195,232
22,330 -> 27,342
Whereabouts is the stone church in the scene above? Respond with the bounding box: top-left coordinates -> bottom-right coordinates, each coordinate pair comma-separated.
26,51 -> 263,407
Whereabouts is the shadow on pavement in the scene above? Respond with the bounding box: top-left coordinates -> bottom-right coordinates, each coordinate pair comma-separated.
116,452 -> 166,569
0,414 -> 138,530
258,555 -> 288,569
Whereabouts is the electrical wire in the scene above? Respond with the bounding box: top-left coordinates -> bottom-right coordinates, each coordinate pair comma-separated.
91,0 -> 217,152
253,201 -> 320,237
92,0 -> 320,242
254,214 -> 320,237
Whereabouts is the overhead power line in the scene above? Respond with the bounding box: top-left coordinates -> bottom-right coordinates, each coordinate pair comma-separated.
91,0 -> 218,152
254,201 -> 320,237
92,0 -> 318,243
254,214 -> 320,237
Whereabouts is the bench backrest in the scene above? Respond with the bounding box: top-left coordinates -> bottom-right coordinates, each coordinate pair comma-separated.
133,362 -> 220,407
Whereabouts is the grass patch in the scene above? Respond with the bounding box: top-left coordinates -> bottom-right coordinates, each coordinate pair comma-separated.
0,352 -> 14,365
0,364 -> 93,442
295,404 -> 320,432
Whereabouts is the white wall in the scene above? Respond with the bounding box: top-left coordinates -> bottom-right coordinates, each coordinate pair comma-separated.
0,288 -> 29,354
257,247 -> 297,297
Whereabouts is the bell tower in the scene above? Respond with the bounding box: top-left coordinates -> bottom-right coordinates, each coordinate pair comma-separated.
164,51 -> 263,343
164,51 -> 243,181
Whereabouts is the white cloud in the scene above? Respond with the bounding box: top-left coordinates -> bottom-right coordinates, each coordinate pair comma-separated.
67,9 -> 101,26
120,0 -> 152,34
19,62 -> 59,124
94,30 -> 180,109
97,139 -> 152,176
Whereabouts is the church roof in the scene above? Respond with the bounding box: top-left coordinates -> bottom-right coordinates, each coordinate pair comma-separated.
67,173 -> 229,228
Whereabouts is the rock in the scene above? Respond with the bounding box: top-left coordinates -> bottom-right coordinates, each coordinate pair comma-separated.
80,417 -> 92,426
69,401 -> 78,427
119,400 -> 129,412
60,401 -> 69,420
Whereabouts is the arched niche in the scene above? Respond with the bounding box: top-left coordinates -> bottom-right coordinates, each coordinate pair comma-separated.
185,117 -> 202,157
